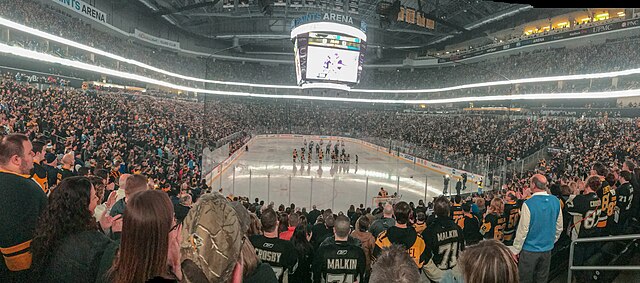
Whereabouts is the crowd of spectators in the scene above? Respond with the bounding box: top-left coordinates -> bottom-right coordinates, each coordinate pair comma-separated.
3,0 -> 640,96
1,1 -> 640,281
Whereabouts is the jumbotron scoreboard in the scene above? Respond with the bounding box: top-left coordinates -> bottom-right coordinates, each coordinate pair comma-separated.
291,12 -> 367,89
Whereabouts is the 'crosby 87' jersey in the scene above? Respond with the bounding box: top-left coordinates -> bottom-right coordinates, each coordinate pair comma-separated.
597,183 -> 617,230
565,193 -> 602,240
250,234 -> 298,283
313,240 -> 366,283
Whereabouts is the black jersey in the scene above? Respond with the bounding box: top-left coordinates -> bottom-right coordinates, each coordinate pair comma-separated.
421,217 -> 464,270
373,226 -> 428,268
502,201 -> 521,245
616,182 -> 634,214
480,212 -> 505,241
565,193 -> 602,240
313,239 -> 366,283
57,168 -> 76,184
0,171 -> 48,280
450,203 -> 463,224
31,161 -> 49,194
250,235 -> 298,283
455,213 -> 483,246
44,164 -> 59,189
596,180 -> 617,232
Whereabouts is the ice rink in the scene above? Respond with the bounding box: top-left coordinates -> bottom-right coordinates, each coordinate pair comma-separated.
213,136 -> 478,212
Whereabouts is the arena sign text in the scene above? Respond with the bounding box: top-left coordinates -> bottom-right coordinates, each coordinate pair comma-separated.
52,0 -> 107,25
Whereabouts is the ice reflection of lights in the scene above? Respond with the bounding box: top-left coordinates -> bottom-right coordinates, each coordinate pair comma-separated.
232,165 -> 445,196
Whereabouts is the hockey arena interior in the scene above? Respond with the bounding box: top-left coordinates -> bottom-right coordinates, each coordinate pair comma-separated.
1,0 -> 640,282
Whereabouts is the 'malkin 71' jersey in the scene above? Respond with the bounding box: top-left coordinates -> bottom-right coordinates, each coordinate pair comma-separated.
421,216 -> 465,270
313,240 -> 366,283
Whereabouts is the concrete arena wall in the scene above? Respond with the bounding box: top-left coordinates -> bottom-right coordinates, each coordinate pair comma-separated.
204,134 -> 483,188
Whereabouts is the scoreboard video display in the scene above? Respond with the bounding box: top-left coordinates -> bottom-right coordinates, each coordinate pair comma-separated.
291,22 -> 367,87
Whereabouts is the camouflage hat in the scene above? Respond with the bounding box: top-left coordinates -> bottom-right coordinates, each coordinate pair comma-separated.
180,193 -> 242,283
230,201 -> 250,235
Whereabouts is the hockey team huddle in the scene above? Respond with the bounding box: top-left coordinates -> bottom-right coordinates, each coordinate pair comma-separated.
293,139 -> 358,164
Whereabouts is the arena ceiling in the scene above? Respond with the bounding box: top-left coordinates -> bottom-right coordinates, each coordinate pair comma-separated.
135,0 -> 578,60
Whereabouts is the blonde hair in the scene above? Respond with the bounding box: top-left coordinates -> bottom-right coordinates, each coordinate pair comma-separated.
474,197 -> 485,208
489,197 -> 504,214
459,240 -> 519,283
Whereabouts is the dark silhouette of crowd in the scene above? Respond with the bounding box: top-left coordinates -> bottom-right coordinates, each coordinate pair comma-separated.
0,1 -> 640,282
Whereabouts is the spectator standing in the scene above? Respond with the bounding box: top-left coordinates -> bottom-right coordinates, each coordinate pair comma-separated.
279,213 -> 299,240
174,194 -> 192,224
351,215 -> 375,278
97,190 -> 182,282
450,195 -> 464,224
369,202 -> 396,238
30,140 -> 48,194
565,176 -> 603,282
250,208 -> 298,283
369,244 -> 420,283
373,202 -> 430,274
421,196 -> 465,281
591,162 -> 617,235
311,210 -> 335,250
615,170 -> 634,234
109,174 -> 146,217
509,174 -> 562,283
313,215 -> 366,283
0,134 -> 47,281
56,151 -> 76,183
503,192 -> 522,246
413,212 -> 427,234
43,152 -> 59,191
480,198 -> 506,241
442,240 -> 519,283
456,202 -> 483,246
30,177 -> 115,282
290,225 -> 313,283
308,205 -> 321,225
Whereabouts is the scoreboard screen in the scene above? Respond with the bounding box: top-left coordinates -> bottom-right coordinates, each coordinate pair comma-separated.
292,22 -> 367,87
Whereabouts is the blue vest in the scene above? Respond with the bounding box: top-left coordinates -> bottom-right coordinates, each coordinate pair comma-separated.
522,194 -> 560,252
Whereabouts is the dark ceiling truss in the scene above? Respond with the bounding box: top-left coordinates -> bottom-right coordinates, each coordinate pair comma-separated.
143,0 -> 536,52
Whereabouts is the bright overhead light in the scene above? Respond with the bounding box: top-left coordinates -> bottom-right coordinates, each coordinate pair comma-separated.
2,42 -> 640,105
2,16 -> 640,95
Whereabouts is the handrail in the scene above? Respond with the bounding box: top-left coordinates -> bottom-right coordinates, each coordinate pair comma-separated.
567,233 -> 640,283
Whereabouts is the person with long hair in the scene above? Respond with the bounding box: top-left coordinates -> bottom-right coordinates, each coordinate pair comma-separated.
31,176 -> 113,282
480,197 -> 506,241
289,224 -> 313,283
442,239 -> 519,283
98,190 -> 182,282
240,238 -> 278,283
351,215 -> 375,275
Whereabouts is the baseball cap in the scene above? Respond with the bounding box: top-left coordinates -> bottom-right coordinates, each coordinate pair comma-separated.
230,201 -> 250,235
180,193 -> 242,282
